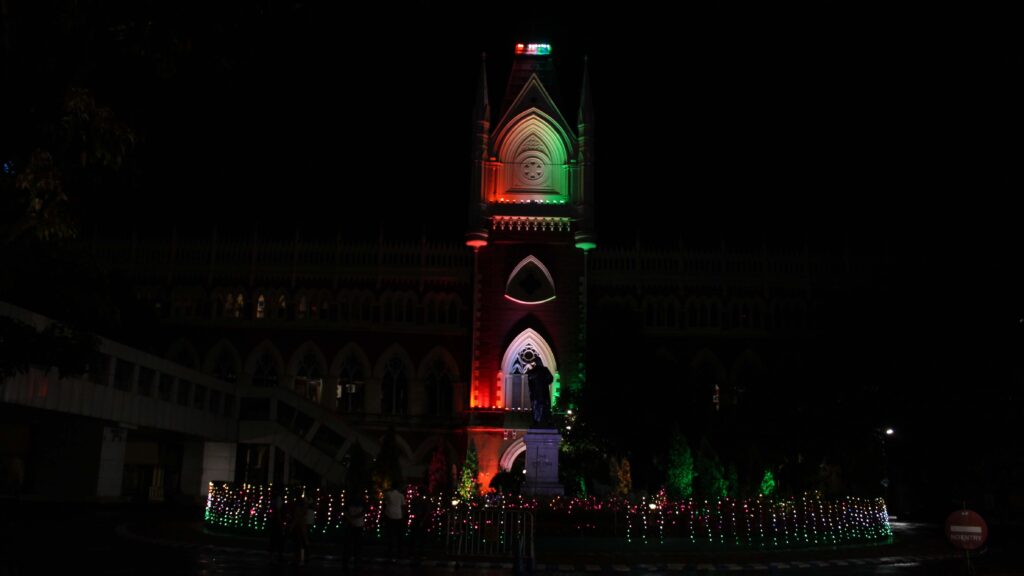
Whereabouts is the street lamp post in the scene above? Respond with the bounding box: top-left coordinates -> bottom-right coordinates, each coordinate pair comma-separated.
877,427 -> 895,517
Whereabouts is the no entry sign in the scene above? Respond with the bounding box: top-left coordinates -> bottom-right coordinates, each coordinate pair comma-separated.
946,509 -> 988,550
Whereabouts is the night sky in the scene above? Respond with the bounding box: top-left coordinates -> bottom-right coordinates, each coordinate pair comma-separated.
1,2 -> 1019,482
3,3 -> 1014,246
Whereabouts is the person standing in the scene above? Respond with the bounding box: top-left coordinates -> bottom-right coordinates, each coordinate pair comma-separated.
408,485 -> 431,558
383,485 -> 406,558
268,489 -> 285,563
341,494 -> 365,571
291,496 -> 310,566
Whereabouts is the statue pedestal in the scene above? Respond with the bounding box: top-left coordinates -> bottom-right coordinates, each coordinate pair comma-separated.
523,428 -> 564,497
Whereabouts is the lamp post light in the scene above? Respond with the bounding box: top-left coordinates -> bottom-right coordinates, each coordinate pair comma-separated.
877,427 -> 896,517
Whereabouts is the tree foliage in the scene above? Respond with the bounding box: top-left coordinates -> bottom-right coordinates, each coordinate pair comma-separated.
457,440 -> 479,500
759,469 -> 777,497
696,437 -> 728,499
610,457 -> 632,497
667,432 -> 694,500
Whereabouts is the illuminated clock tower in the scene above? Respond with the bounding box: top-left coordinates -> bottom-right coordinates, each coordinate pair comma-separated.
465,43 -> 596,491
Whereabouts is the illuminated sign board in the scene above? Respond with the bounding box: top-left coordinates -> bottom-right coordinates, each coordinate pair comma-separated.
515,43 -> 551,56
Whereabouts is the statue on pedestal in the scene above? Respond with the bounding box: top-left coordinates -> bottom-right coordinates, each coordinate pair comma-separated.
525,357 -> 553,426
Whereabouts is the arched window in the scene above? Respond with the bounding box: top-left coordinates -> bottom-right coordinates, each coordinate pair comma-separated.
336,356 -> 366,413
252,351 -> 279,387
212,348 -> 238,383
256,294 -> 266,319
505,256 -> 556,304
425,357 -> 454,417
295,350 -> 324,403
234,294 -> 245,318
381,356 -> 408,415
506,346 -> 539,410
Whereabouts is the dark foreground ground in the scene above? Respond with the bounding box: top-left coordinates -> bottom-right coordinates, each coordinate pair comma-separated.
1,499 -> 1021,575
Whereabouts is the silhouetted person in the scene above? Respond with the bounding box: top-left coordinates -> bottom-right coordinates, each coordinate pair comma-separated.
268,489 -> 286,563
342,494 -> 365,571
383,485 -> 405,558
526,358 -> 553,425
291,496 -> 310,566
408,485 -> 430,558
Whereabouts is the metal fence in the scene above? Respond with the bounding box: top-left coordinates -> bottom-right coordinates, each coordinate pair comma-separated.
446,507 -> 535,561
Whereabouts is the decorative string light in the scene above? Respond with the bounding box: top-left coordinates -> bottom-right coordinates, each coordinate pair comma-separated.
203,482 -> 891,549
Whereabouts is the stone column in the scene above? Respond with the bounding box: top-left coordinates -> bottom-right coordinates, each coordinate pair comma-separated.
96,426 -> 127,498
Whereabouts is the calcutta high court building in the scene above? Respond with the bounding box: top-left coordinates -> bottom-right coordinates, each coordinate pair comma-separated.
1,43 -> 853,500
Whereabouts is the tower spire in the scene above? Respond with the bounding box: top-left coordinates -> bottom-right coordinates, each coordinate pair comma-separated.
575,56 -> 596,252
474,52 -> 490,130
578,55 -> 594,128
466,52 -> 490,249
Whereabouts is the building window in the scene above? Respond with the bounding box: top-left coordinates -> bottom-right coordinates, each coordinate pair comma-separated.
252,352 -> 279,387
381,356 -> 407,415
256,294 -> 266,319
295,350 -> 323,403
336,356 -> 365,413
426,358 -> 453,417
213,348 -> 237,383
506,347 -> 540,411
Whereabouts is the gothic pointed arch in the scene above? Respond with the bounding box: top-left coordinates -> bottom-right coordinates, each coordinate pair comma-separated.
166,338 -> 200,370
416,346 -> 461,382
331,343 -> 372,413
330,343 -> 372,380
493,74 -> 575,154
411,434 -> 456,465
203,339 -> 242,383
417,346 -> 460,417
373,344 -> 415,415
288,341 -> 328,402
505,255 -> 556,304
501,328 -> 558,411
490,110 -> 572,202
244,340 -> 286,387
287,341 -> 329,379
499,437 -> 527,472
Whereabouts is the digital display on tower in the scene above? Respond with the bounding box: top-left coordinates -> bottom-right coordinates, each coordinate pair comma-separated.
515,43 -> 551,56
